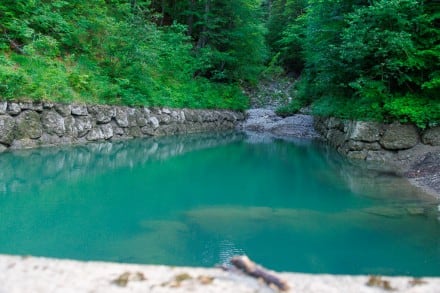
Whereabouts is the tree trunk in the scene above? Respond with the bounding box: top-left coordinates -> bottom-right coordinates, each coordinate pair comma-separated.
197,0 -> 210,48
160,0 -> 166,26
187,0 -> 195,36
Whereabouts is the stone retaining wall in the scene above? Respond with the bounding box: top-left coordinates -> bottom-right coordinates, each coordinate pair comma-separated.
0,101 -> 245,151
314,117 -> 440,168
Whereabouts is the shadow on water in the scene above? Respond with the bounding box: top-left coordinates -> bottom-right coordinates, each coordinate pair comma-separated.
0,131 -> 439,276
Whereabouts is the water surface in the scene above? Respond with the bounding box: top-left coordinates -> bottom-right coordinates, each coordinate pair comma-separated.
0,132 -> 439,276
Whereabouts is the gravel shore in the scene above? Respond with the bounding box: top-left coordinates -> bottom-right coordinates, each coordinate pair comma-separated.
405,151 -> 440,199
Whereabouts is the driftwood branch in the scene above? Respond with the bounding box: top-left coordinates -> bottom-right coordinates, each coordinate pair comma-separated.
8,38 -> 26,55
1,25 -> 26,55
230,255 -> 290,291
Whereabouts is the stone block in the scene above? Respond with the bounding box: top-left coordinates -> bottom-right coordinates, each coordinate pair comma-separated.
101,123 -> 113,140
327,117 -> 344,129
19,102 -> 43,112
0,115 -> 15,145
0,102 -> 7,114
7,103 -> 21,115
54,104 -> 72,117
149,117 -> 159,129
71,104 -> 88,116
422,127 -> 440,146
115,107 -> 129,127
347,150 -> 367,160
42,111 -> 65,136
326,129 -> 346,148
16,110 -> 42,139
347,121 -> 381,142
88,105 -> 115,123
73,116 -> 93,138
380,123 -> 419,150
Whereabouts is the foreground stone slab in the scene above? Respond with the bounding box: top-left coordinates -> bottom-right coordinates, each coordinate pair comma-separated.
0,255 -> 439,293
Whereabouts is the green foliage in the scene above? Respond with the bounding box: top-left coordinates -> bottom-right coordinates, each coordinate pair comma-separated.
278,0 -> 440,126
384,95 -> 440,128
149,0 -> 268,83
0,55 -> 25,99
0,0 -> 250,110
275,98 -> 306,117
266,0 -> 308,74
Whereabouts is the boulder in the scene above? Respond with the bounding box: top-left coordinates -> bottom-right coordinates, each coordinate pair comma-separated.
162,108 -> 171,114
111,122 -> 125,136
159,114 -> 171,125
7,103 -> 21,115
71,104 -> 88,116
222,112 -> 235,123
346,121 -> 381,142
63,116 -> 75,135
326,129 -> 346,148
366,150 -> 397,164
39,133 -> 64,146
141,125 -> 155,136
170,111 -> 180,122
149,117 -> 160,129
54,104 -> 72,117
235,111 -> 245,121
19,102 -> 43,112
115,107 -> 129,127
346,141 -> 381,151
380,123 -> 419,150
313,118 -> 328,134
10,138 -> 38,149
127,126 -> 142,137
347,150 -> 368,160
87,128 -> 104,141
136,116 -> 148,127
422,127 -> 440,146
88,105 -> 115,123
133,108 -> 146,122
0,102 -> 7,114
0,115 -> 15,145
183,109 -> 198,122
43,102 -> 54,109
42,111 -> 65,136
0,144 -> 6,153
127,108 -> 138,127
87,124 -> 113,141
73,116 -> 93,137
327,117 -> 344,129
16,110 -> 42,139
101,123 -> 113,140
142,107 -> 151,115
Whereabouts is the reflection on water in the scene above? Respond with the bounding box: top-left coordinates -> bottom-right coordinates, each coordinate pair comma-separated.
0,131 -> 245,195
0,131 -> 439,276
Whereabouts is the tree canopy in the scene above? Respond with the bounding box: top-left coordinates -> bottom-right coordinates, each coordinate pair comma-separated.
270,0 -> 439,127
0,0 -> 267,109
0,0 -> 439,125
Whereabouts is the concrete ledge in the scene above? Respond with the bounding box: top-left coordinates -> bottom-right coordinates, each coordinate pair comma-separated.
1,255 -> 439,292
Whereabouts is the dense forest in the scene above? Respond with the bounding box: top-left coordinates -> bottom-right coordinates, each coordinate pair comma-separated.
0,0 -> 439,126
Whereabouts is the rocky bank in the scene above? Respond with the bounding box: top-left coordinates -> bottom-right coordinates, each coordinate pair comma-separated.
0,101 -> 244,152
241,108 -> 440,199
315,117 -> 440,198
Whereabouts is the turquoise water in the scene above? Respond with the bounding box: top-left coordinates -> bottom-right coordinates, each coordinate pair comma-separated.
0,132 -> 439,276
